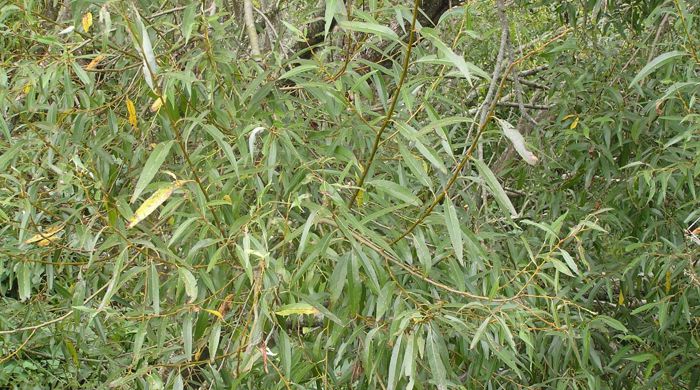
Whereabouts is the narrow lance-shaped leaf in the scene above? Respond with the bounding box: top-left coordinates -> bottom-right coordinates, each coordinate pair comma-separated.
130,141 -> 174,203
421,28 -> 490,85
178,267 -> 198,303
275,302 -> 319,316
208,320 -> 222,362
496,118 -> 538,165
127,180 -> 185,229
472,158 -> 518,217
426,327 -> 448,390
150,262 -> 160,314
181,3 -> 197,44
629,50 -> 687,87
338,21 -> 399,40
134,9 -> 158,91
24,225 -> 63,246
183,313 -> 193,361
444,196 -> 463,264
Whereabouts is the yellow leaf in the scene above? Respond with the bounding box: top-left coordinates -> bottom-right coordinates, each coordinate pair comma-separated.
25,225 -> 63,245
203,309 -> 223,320
274,302 -> 319,316
570,116 -> 579,129
618,290 -> 624,306
150,96 -> 165,112
665,271 -> 671,293
127,181 -> 185,229
82,12 -> 93,33
126,98 -> 137,127
23,83 -> 31,94
85,54 -> 105,70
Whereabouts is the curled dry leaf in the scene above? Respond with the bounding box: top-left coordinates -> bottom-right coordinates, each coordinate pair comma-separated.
127,180 -> 186,229
82,12 -> 93,33
496,118 -> 539,165
85,54 -> 105,70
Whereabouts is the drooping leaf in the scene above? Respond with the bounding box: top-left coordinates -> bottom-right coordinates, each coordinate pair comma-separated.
338,21 -> 398,40
443,196 -> 463,264
130,141 -> 174,204
629,51 -> 687,87
178,267 -> 198,303
496,118 -> 538,165
472,158 -> 518,217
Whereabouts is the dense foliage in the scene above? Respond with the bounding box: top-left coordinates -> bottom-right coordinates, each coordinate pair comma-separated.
1,0 -> 698,388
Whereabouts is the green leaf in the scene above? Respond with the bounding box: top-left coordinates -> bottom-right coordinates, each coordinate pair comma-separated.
369,179 -> 422,206
560,249 -> 580,276
443,196 -> 463,264
472,158 -> 517,217
208,320 -> 221,362
98,248 -> 127,311
629,51 -> 687,87
130,141 -> 174,203
275,302 -> 320,316
470,316 -> 490,350
624,353 -> 657,363
549,257 -> 574,277
387,333 -> 403,390
279,64 -> 318,80
181,3 -> 197,44
71,62 -> 91,86
398,142 -> 432,187
183,313 -> 193,361
150,262 -> 160,314
178,268 -> 198,303
421,28 -> 489,85
426,327 -> 448,390
338,21 -> 398,40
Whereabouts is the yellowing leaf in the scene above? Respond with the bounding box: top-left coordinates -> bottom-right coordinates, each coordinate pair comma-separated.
203,309 -> 223,320
150,96 -> 165,112
127,181 -> 185,229
274,302 -> 319,316
570,116 -> 580,129
25,225 -> 63,246
665,271 -> 671,293
85,54 -> 105,70
126,98 -> 137,127
618,290 -> 624,306
23,83 -> 31,94
82,12 -> 93,33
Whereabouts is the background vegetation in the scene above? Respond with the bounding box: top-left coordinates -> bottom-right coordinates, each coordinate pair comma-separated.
1,0 -> 698,388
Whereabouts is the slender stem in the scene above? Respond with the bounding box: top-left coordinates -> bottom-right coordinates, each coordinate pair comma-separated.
391,28 -> 571,244
347,0 -> 421,209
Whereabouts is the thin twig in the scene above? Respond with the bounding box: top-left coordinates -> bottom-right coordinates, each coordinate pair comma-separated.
391,28 -> 571,244
347,0 -> 421,208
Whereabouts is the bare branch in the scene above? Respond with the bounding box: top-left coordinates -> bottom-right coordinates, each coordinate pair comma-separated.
243,0 -> 262,58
